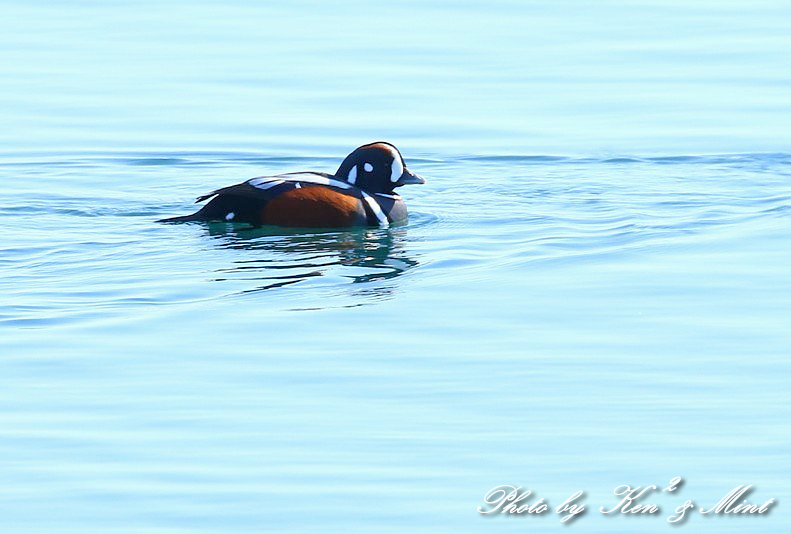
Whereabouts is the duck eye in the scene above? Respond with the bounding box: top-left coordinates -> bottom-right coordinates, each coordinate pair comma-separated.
364,162 -> 373,172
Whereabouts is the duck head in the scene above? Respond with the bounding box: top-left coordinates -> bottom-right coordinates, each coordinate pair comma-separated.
335,142 -> 425,194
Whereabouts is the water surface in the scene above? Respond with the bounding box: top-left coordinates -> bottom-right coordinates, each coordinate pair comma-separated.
1,1 -> 790,533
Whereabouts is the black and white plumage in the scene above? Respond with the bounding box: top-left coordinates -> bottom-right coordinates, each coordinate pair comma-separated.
158,142 -> 424,228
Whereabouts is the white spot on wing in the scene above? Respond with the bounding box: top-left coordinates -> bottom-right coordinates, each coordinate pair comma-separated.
249,173 -> 353,190
348,165 -> 357,184
364,162 -> 373,172
225,212 -> 235,221
249,178 -> 283,190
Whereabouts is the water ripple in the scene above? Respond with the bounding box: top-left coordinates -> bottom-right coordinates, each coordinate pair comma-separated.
2,151 -> 790,321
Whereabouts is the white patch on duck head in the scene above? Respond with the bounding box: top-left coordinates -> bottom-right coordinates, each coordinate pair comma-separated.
225,212 -> 235,221
347,165 -> 357,184
364,162 -> 373,172
370,143 -> 405,183
390,153 -> 404,182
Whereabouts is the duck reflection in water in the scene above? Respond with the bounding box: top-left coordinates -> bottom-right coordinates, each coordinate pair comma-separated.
204,223 -> 418,297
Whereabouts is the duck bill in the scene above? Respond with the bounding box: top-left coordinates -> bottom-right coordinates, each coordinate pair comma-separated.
395,168 -> 426,187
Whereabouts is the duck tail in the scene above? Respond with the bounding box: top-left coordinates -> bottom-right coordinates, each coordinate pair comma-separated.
156,212 -> 205,223
157,192 -> 221,223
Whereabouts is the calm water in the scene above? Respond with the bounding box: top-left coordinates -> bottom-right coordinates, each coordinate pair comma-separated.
1,1 -> 790,533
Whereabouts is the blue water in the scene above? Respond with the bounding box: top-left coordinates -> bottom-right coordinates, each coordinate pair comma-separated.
2,2 -> 790,533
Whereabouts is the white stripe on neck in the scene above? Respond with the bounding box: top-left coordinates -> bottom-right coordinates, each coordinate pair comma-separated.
360,192 -> 389,227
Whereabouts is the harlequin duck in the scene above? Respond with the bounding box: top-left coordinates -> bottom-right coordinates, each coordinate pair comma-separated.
158,142 -> 424,227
